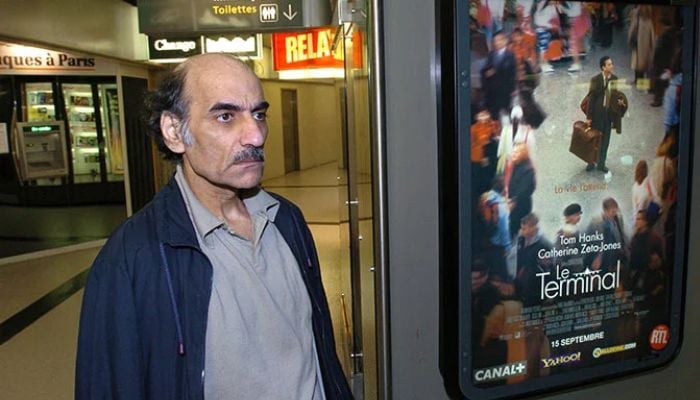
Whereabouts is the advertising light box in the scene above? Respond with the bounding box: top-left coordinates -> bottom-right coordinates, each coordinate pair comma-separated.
439,1 -> 694,398
272,27 -> 363,71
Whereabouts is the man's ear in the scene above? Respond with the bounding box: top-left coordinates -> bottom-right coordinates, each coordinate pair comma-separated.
160,112 -> 187,155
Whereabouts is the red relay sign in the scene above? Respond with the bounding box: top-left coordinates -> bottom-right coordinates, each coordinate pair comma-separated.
272,27 -> 363,71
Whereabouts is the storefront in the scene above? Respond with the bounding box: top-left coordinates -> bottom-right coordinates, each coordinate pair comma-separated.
0,41 -> 150,206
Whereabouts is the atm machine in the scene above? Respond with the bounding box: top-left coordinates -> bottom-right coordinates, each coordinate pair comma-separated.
14,121 -> 69,181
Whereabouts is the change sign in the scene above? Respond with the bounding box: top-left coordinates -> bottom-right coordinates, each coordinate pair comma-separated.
148,37 -> 202,61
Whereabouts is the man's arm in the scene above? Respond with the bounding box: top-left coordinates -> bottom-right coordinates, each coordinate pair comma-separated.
586,75 -> 599,120
75,239 -> 145,400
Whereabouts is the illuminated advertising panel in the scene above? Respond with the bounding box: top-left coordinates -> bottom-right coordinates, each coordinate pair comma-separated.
272,27 -> 363,71
440,1 -> 694,398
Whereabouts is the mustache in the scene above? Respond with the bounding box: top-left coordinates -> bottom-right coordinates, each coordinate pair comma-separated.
232,147 -> 265,164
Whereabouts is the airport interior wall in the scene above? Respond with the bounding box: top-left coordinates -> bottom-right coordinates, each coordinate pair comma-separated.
0,0 -> 147,61
261,79 -> 342,179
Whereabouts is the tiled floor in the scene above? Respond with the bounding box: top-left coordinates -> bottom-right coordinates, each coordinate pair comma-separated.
0,163 -> 377,400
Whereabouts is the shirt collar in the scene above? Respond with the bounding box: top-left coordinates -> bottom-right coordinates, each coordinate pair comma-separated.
174,165 -> 280,239
175,166 -> 223,239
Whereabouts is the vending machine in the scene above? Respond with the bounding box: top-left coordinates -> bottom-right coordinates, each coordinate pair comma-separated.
439,1 -> 694,398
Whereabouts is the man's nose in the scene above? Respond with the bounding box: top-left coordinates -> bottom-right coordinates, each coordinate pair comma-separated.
240,114 -> 266,148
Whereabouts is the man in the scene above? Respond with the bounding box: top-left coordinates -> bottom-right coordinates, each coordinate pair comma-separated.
553,203 -> 584,272
507,143 -> 536,239
481,31 -> 517,120
481,177 -> 512,281
585,197 -> 628,273
471,109 -> 500,196
650,15 -> 679,107
75,54 -> 352,400
471,257 -> 508,376
514,213 -> 552,311
585,56 -> 625,173
513,213 -> 552,379
509,27 -> 538,91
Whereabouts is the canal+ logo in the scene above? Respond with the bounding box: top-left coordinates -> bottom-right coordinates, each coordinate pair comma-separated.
474,361 -> 527,383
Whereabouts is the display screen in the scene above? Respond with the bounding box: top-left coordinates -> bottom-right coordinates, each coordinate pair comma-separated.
22,124 -> 60,134
457,1 -> 692,398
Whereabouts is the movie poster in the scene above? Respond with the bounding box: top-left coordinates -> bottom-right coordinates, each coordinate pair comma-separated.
467,0 -> 684,390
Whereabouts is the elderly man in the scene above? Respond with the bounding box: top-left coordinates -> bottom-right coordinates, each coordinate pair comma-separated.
76,54 -> 352,400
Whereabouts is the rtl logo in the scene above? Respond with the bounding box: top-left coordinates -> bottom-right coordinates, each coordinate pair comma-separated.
648,324 -> 670,351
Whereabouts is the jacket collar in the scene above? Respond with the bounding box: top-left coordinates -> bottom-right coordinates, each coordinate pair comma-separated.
154,178 -> 298,251
154,177 -> 201,248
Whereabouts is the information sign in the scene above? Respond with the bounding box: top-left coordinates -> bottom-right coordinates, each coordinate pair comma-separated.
138,0 -> 331,34
148,36 -> 202,61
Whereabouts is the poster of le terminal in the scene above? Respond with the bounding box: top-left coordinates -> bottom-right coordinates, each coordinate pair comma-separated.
462,0 -> 691,397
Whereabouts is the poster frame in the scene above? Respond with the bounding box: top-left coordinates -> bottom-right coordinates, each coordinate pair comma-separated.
438,1 -> 696,399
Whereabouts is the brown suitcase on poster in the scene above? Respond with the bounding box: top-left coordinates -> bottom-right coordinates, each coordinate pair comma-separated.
569,121 -> 602,164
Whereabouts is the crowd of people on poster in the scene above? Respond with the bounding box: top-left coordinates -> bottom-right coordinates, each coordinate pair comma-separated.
468,0 -> 684,386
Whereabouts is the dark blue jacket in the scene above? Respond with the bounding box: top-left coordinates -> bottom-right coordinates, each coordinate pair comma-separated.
76,178 -> 353,399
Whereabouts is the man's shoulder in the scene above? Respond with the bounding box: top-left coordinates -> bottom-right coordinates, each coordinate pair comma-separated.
114,183 -> 179,237
95,201 -> 161,260
536,235 -> 554,250
94,182 -> 184,263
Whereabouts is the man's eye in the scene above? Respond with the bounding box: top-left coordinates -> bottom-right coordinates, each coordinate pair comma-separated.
217,113 -> 233,122
253,111 -> 267,121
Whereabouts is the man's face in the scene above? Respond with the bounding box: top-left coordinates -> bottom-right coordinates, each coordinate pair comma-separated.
175,56 -> 269,191
512,32 -> 523,44
476,111 -> 489,122
493,34 -> 507,51
520,222 -> 537,239
472,270 -> 488,291
602,59 -> 614,75
512,144 -> 526,163
604,206 -> 618,219
566,213 -> 582,225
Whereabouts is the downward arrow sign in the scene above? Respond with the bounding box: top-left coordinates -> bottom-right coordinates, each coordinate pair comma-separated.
283,4 -> 298,20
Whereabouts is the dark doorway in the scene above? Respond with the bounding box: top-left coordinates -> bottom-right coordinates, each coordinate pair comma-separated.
122,76 -> 153,213
281,89 -> 300,173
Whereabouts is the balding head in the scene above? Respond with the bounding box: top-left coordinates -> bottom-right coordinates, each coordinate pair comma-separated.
176,53 -> 255,92
145,54 -> 261,161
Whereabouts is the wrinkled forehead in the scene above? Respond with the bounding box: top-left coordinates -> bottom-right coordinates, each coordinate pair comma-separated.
182,55 -> 264,107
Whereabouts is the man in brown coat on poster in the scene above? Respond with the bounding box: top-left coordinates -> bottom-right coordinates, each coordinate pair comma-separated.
585,56 -> 627,173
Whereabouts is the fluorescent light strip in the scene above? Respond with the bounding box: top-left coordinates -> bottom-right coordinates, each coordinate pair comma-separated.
278,68 -> 345,80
